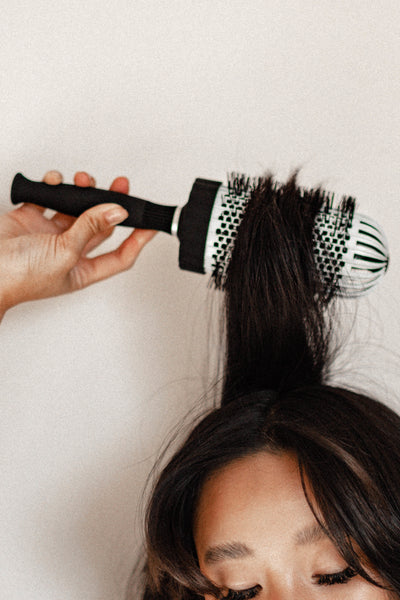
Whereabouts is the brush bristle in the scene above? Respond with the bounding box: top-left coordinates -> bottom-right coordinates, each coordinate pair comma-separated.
210,173 -> 357,301
207,173 -> 257,287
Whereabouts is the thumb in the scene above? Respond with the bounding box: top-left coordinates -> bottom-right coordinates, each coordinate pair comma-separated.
61,204 -> 129,255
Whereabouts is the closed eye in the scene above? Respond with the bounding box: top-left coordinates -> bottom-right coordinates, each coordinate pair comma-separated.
216,567 -> 357,600
220,566 -> 356,598
223,585 -> 262,600
315,566 -> 356,586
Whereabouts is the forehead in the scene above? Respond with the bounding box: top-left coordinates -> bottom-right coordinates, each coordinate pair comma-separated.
194,452 -> 315,550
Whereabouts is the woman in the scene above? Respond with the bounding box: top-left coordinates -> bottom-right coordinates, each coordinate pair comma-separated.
131,176 -> 400,599
4,171 -> 399,598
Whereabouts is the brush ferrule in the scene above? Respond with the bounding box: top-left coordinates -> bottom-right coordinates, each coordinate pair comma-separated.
178,178 -> 222,273
170,206 -> 182,236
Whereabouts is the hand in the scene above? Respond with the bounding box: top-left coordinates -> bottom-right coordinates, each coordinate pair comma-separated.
0,170 -> 156,319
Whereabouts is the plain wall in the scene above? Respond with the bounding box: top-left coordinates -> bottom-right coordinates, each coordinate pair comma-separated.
1,2 -> 399,598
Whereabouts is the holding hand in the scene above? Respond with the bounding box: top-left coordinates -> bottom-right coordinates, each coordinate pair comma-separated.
0,170 -> 156,319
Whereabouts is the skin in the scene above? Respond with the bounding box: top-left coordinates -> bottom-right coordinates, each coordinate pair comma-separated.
0,170 -> 156,320
194,452 -> 393,600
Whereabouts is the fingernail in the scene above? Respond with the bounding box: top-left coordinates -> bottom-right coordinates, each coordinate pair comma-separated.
43,170 -> 63,185
105,206 -> 129,225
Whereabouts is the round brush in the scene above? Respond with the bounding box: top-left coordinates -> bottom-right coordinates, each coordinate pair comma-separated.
11,173 -> 389,297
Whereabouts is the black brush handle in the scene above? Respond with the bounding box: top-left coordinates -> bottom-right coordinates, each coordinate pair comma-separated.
11,173 -> 177,233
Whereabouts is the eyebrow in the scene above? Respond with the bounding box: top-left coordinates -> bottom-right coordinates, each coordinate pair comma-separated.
295,523 -> 328,546
203,524 -> 328,564
204,542 -> 254,565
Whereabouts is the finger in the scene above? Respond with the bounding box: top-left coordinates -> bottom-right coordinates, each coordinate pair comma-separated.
83,226 -> 115,255
124,228 -> 158,252
51,214 -> 116,253
11,202 -> 59,233
69,228 -> 157,290
74,172 -> 93,188
51,211 -> 113,250
50,211 -> 76,232
109,176 -> 129,195
25,169 -> 63,215
43,170 -> 63,185
16,202 -> 47,216
61,203 -> 129,257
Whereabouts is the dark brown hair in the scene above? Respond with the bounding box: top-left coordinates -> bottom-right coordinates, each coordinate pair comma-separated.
137,387 -> 400,599
221,172 -> 352,399
129,174 -> 399,599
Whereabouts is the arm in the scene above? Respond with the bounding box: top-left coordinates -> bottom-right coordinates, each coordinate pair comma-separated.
0,170 -> 156,321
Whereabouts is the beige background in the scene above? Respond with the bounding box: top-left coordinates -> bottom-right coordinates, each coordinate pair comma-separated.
0,1 -> 399,598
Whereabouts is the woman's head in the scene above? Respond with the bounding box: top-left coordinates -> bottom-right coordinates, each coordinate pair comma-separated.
195,451 -> 387,600
142,387 -> 400,599
133,174 -> 398,599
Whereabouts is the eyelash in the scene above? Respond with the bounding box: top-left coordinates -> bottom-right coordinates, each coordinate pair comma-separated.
221,567 -> 356,599
315,566 -> 356,586
223,587 -> 261,600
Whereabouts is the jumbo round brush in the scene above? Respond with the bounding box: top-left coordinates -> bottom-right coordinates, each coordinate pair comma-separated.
11,172 -> 389,297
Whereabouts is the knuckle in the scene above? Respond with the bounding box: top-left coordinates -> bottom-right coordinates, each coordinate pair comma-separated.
84,212 -> 101,236
56,235 -> 79,265
117,244 -> 136,269
69,265 -> 87,291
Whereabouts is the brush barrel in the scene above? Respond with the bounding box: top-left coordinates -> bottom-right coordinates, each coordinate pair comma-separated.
314,211 -> 389,297
177,179 -> 389,297
11,173 -> 177,233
